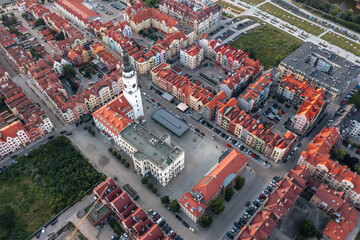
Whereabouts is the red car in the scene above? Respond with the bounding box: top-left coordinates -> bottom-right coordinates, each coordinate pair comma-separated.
170,233 -> 176,239
252,153 -> 256,158
151,99 -> 155,102
226,143 -> 231,147
341,100 -> 347,103
200,132 -> 205,136
260,194 -> 266,199
161,105 -> 166,109
280,110 -> 285,114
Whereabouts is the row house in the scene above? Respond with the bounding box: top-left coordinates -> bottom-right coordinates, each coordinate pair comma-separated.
263,177 -> 303,220
180,44 -> 203,70
27,1 -> 50,19
202,91 -> 228,121
151,63 -> 213,114
102,22 -> 133,54
90,42 -> 119,72
0,80 -> 53,139
159,0 -> 222,34
297,127 -> 360,206
0,64 -> 10,82
216,101 -> 297,162
291,88 -> 327,133
91,178 -> 168,240
89,20 -> 115,38
0,121 -> 31,158
238,72 -> 273,112
0,27 -> 34,74
238,164 -> 309,240
45,54 -> 68,77
28,59 -> 123,124
180,150 -> 248,222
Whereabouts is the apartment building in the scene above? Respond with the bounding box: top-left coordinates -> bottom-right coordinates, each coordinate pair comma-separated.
180,44 -> 203,70
0,80 -> 54,139
180,150 -> 248,222
297,127 -> 360,207
90,178 -> 168,240
159,0 -> 222,34
28,59 -> 123,124
0,28 -> 34,74
0,65 -> 10,82
0,121 -> 31,158
119,122 -> 185,186
54,0 -> 100,28
278,42 -> 360,102
238,72 -> 273,112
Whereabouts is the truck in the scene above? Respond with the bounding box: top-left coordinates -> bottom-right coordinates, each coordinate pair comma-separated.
123,184 -> 139,201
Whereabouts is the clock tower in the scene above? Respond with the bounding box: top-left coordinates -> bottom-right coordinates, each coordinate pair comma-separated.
122,51 -> 144,119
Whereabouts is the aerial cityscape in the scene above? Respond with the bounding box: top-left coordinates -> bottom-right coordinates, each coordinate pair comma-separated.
1,0 -> 360,239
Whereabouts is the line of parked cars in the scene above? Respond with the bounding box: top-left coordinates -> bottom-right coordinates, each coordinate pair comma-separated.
148,209 -> 183,240
341,88 -> 357,104
198,119 -> 263,163
224,176 -> 281,239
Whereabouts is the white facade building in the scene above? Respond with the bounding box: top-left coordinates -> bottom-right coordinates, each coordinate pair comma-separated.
119,122 -> 185,186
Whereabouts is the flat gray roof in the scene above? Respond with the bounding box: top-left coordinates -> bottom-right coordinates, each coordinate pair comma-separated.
120,122 -> 184,170
280,42 -> 360,93
151,109 -> 190,137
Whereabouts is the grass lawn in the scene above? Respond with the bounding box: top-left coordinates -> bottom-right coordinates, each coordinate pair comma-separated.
216,0 -> 246,14
0,136 -> 104,239
259,2 -> 325,36
241,0 -> 265,5
0,176 -> 53,235
230,21 -> 303,69
321,32 -> 360,56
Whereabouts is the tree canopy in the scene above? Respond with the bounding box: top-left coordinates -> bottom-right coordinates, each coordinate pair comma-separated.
224,186 -> 235,202
169,200 -> 180,213
331,148 -> 347,162
235,176 -> 245,190
211,198 -> 225,214
161,195 -> 170,204
63,64 -> 76,79
199,213 -> 213,228
299,220 -> 318,238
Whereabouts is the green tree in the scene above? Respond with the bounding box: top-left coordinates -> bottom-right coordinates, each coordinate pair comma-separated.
299,220 -> 318,238
125,162 -> 130,168
0,205 -> 15,239
169,200 -> 180,212
141,177 -> 148,184
108,147 -> 113,153
152,187 -> 157,193
211,198 -> 225,214
331,148 -> 347,162
224,186 -> 235,202
161,195 -> 170,204
342,9 -> 354,22
146,182 -> 153,189
34,18 -> 45,27
234,176 -> 245,190
330,4 -> 340,16
63,64 -> 76,79
199,213 -> 213,228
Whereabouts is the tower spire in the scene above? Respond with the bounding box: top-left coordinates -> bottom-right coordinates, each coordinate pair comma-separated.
122,51 -> 133,73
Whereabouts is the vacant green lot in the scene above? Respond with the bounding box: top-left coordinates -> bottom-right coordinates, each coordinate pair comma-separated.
216,0 -> 246,14
231,22 -> 303,69
259,3 -> 324,36
241,0 -> 264,5
321,32 -> 360,56
0,136 -> 104,239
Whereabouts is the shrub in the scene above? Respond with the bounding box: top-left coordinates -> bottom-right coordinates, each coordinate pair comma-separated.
152,187 -> 157,193
224,186 -> 235,202
108,148 -> 113,153
125,162 -> 130,168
